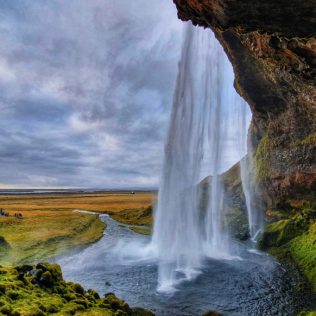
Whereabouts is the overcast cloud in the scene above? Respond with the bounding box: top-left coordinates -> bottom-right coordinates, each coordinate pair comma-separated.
0,0 -> 184,189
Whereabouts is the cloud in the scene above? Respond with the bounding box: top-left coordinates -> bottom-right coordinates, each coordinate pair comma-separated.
0,0 -> 184,188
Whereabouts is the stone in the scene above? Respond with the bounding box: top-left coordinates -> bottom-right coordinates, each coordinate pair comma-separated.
172,0 -> 316,212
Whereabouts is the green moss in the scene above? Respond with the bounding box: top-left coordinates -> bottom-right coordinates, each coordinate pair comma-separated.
255,134 -> 270,180
289,222 -> 316,291
260,217 -> 307,248
110,206 -> 152,227
296,132 -> 316,146
0,214 -> 106,266
129,226 -> 151,235
0,262 -> 153,316
260,208 -> 316,296
298,311 -> 316,316
221,163 -> 241,191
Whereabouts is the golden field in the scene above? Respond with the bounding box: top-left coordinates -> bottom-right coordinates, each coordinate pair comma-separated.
0,191 -> 156,265
0,191 -> 155,213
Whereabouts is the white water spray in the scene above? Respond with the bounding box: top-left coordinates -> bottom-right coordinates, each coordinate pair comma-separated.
240,146 -> 264,241
152,24 -> 252,292
234,93 -> 263,241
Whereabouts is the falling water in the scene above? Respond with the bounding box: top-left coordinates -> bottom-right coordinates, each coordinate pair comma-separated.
235,93 -> 263,241
151,24 -> 208,292
152,24 -> 252,292
240,142 -> 264,241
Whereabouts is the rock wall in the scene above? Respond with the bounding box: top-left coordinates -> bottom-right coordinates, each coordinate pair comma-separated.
173,0 -> 316,210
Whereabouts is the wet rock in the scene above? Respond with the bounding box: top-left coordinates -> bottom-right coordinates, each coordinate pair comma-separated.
87,289 -> 100,299
15,264 -> 32,274
36,263 -> 48,272
202,311 -> 223,316
39,271 -> 54,287
173,0 -> 316,212
71,282 -> 85,295
103,293 -> 132,314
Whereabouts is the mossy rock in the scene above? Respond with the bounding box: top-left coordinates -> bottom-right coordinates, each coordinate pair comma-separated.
70,282 -> 85,295
0,304 -> 13,315
261,207 -> 316,297
102,293 -> 131,313
298,312 -> 316,316
259,209 -> 312,249
40,271 -> 54,287
0,263 -> 154,316
255,134 -> 270,181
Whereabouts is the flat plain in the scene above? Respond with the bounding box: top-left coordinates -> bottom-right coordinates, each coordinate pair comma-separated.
0,191 -> 155,264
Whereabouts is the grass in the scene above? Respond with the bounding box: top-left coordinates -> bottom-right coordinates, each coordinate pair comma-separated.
0,262 -> 153,316
0,211 -> 105,265
260,208 -> 316,290
255,134 -> 270,180
260,208 -> 316,314
0,192 -> 156,264
129,226 -> 151,235
289,222 -> 316,291
296,132 -> 316,146
0,192 -> 155,214
110,206 -> 153,227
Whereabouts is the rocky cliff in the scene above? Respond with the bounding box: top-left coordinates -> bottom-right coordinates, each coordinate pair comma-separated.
173,2 -> 316,308
173,0 -> 316,210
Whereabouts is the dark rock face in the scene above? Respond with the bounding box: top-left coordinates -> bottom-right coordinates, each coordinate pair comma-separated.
174,0 -> 315,37
174,0 -> 316,210
200,163 -> 250,240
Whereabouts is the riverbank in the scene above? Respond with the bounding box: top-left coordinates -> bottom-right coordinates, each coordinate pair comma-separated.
259,207 -> 316,315
57,214 -> 310,316
0,210 -> 105,265
0,192 -> 155,265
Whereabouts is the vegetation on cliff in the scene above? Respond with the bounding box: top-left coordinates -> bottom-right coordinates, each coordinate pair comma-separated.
201,163 -> 249,241
173,0 -> 316,216
109,206 -> 152,227
259,208 -> 316,297
0,262 -> 153,316
255,134 -> 270,181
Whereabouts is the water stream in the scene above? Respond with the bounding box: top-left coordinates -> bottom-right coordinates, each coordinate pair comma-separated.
55,24 -> 311,316
56,214 -> 309,316
151,24 -> 254,291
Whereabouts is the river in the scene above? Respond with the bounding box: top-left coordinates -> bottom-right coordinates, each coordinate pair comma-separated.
56,214 -> 311,316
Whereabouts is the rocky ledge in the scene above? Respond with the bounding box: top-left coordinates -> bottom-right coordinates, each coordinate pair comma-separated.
172,2 -> 316,312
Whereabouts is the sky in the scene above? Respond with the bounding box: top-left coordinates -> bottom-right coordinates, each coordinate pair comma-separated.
0,0 -> 251,190
0,0 -> 184,189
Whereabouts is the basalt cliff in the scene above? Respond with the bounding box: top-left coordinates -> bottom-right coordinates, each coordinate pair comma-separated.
174,0 -> 316,210
173,0 -> 316,306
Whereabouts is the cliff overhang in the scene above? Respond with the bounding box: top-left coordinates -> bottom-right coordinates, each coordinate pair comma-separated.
173,0 -> 316,209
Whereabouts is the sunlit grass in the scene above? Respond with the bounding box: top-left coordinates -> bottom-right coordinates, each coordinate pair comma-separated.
0,211 -> 105,265
0,192 -> 155,213
0,192 -> 156,264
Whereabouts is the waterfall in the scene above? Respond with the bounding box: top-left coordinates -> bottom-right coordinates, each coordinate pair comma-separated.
240,144 -> 264,241
151,24 -> 207,293
236,97 -> 263,241
152,23 -> 252,292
